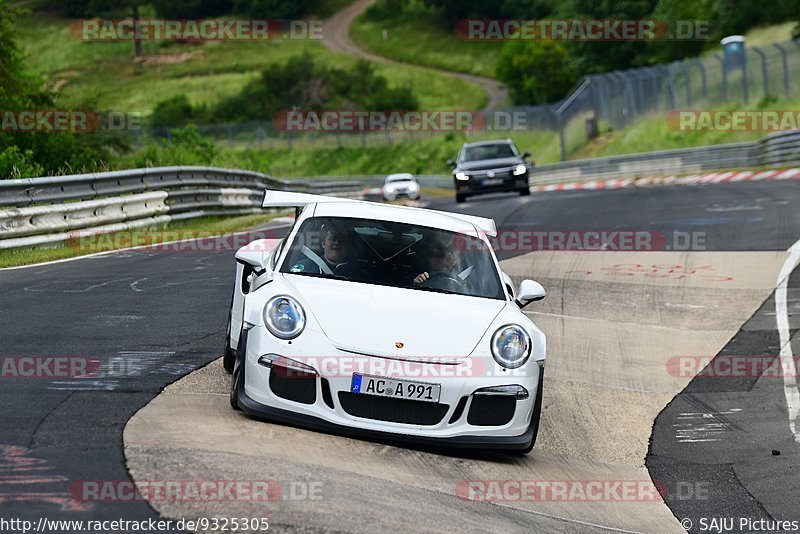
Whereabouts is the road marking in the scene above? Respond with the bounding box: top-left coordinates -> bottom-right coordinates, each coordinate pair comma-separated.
24,277 -> 135,293
777,239 -> 800,443
130,277 -> 148,292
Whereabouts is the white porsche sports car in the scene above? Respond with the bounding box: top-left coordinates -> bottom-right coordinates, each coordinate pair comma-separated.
224,191 -> 547,453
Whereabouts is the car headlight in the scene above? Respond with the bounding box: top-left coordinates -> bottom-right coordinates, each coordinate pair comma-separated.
384,185 -> 396,192
513,164 -> 527,176
263,295 -> 306,339
408,182 -> 420,190
455,172 -> 469,181
490,324 -> 531,369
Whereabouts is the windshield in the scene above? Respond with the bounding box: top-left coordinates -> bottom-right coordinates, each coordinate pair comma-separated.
386,174 -> 414,183
280,216 -> 505,300
461,143 -> 518,162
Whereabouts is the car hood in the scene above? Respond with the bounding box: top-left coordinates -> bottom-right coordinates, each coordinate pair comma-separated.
457,157 -> 523,172
284,275 -> 506,362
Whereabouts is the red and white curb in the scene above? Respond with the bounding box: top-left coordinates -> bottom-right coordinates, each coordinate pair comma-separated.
531,168 -> 800,193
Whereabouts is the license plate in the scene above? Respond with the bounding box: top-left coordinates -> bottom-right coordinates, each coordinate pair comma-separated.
351,374 -> 441,403
482,178 -> 503,186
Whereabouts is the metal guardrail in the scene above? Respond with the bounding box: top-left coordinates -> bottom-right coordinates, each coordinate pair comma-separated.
528,129 -> 800,184
3,130 -> 798,249
0,166 -> 364,249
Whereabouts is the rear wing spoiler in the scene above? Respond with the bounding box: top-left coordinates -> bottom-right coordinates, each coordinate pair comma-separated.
261,190 -> 497,237
262,190 -> 352,208
426,209 -> 496,237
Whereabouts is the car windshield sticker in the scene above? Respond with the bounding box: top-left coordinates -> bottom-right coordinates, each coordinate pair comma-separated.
290,264 -> 305,272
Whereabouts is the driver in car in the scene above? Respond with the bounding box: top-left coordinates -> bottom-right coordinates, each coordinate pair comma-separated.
413,240 -> 461,286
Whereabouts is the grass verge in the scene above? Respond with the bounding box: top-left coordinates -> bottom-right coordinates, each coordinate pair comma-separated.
117,129 -> 561,176
349,3 -> 502,79
573,98 -> 800,160
0,213 -> 288,269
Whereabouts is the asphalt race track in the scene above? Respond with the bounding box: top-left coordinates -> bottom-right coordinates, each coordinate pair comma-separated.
1,181 -> 799,533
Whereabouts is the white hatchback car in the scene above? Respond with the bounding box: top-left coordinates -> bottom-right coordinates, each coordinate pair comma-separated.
382,173 -> 420,201
225,191 -> 547,453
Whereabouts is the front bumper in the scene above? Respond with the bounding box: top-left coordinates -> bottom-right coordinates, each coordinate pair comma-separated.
235,327 -> 540,450
383,190 -> 421,200
455,175 -> 529,196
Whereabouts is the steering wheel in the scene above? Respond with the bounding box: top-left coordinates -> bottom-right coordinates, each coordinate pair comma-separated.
423,271 -> 465,292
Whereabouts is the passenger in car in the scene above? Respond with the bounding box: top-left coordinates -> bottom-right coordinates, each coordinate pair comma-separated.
290,225 -> 366,279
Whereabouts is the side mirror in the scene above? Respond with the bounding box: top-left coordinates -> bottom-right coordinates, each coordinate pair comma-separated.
235,248 -> 267,275
446,159 -> 456,167
522,151 -> 531,159
516,280 -> 546,308
235,238 -> 281,275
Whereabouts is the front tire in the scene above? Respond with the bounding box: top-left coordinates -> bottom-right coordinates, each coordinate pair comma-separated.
230,352 -> 244,410
223,311 -> 235,374
455,193 -> 466,203
513,367 -> 544,455
518,187 -> 530,196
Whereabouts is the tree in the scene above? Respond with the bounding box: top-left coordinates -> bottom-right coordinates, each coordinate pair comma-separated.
644,0 -> 714,64
66,0 -> 149,59
421,0 -> 555,24
0,2 -> 30,104
151,0 -> 233,18
0,1 -> 118,177
567,0 -> 660,74
233,0 -> 309,18
496,40 -> 577,104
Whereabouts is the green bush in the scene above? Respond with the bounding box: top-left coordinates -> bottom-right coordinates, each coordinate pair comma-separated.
421,0 -> 555,25
212,54 -> 419,123
330,60 -> 419,110
233,0 -> 309,18
152,0 -> 234,18
496,40 -> 577,105
151,94 -> 205,128
128,125 -> 219,167
363,0 -> 411,21
0,146 -> 44,179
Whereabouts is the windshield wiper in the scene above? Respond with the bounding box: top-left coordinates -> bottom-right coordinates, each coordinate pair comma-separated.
412,285 -> 462,296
